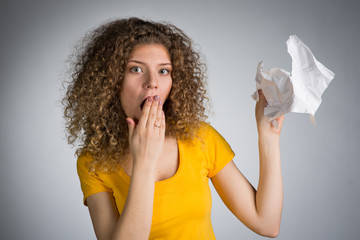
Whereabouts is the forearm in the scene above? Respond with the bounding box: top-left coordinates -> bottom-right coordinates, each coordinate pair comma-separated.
255,133 -> 283,234
109,96 -> 165,239
111,164 -> 156,240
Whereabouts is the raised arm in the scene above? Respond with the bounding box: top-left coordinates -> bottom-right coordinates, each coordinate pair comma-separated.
211,90 -> 284,237
87,96 -> 165,240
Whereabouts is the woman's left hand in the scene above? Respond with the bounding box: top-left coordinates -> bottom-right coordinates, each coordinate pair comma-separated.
255,90 -> 284,137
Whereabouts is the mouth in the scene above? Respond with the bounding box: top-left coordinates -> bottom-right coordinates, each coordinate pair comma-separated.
140,95 -> 162,110
140,97 -> 151,110
140,99 -> 146,110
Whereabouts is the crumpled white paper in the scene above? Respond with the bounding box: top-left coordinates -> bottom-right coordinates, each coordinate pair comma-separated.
252,35 -> 335,127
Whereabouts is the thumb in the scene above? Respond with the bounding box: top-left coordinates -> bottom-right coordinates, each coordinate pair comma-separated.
126,118 -> 135,139
258,89 -> 268,106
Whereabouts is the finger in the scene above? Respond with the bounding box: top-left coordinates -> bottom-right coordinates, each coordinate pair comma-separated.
154,98 -> 163,130
255,91 -> 268,124
258,89 -> 268,106
275,115 -> 285,128
126,118 -> 135,140
255,92 -> 267,119
159,110 -> 166,136
146,95 -> 160,129
138,97 -> 152,128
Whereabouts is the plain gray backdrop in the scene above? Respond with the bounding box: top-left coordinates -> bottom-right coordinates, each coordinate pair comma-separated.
1,0 -> 359,239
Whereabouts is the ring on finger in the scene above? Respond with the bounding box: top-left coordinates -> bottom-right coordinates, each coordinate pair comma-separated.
154,124 -> 160,128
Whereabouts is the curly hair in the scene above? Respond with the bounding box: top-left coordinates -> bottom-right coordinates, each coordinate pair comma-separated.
62,17 -> 208,172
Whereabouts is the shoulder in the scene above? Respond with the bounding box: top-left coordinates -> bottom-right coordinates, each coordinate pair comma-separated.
185,121 -> 231,154
197,122 -> 226,142
77,152 -> 93,167
191,122 -> 235,178
77,152 -> 95,176
193,121 -> 215,136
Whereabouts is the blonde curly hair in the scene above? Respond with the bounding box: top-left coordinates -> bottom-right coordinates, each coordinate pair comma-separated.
62,17 -> 208,172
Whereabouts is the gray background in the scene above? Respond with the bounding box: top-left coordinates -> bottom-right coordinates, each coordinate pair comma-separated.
1,0 -> 359,239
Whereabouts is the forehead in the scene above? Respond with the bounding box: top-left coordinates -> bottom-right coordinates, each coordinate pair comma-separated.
128,44 -> 171,62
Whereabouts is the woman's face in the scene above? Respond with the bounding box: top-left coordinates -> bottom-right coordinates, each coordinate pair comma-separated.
120,44 -> 172,122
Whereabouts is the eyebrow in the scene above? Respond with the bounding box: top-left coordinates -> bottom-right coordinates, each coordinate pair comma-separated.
128,60 -> 172,66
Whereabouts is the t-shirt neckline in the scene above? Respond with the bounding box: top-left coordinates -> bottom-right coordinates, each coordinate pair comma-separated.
118,140 -> 183,186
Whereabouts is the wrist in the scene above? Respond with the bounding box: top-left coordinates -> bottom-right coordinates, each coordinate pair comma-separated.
132,158 -> 157,174
257,122 -> 282,138
258,131 -> 280,146
131,163 -> 156,184
258,133 -> 281,161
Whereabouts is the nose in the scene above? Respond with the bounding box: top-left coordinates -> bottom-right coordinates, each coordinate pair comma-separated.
143,71 -> 158,89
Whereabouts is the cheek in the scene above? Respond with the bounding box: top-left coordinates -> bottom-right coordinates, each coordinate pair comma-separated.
163,81 -> 172,99
119,84 -> 135,113
119,90 -> 128,113
120,84 -> 129,103
121,79 -> 137,100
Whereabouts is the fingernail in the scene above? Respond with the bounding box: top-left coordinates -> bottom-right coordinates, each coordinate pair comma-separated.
147,97 -> 153,102
154,95 -> 160,101
159,100 -> 162,106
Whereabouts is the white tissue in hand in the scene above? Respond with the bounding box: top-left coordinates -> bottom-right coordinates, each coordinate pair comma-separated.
251,35 -> 335,126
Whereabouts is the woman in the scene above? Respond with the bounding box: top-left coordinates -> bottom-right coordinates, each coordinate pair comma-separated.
63,17 -> 284,239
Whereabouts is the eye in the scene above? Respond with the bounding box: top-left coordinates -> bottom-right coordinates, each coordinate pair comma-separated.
130,66 -> 142,73
159,69 -> 170,75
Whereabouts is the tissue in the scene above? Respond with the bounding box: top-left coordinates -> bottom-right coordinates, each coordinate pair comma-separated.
252,35 -> 335,127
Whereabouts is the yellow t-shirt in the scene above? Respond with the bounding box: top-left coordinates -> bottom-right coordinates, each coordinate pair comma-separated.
77,123 -> 235,239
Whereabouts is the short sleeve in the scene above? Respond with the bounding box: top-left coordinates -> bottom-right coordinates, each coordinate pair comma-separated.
201,123 -> 235,178
77,153 -> 112,205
